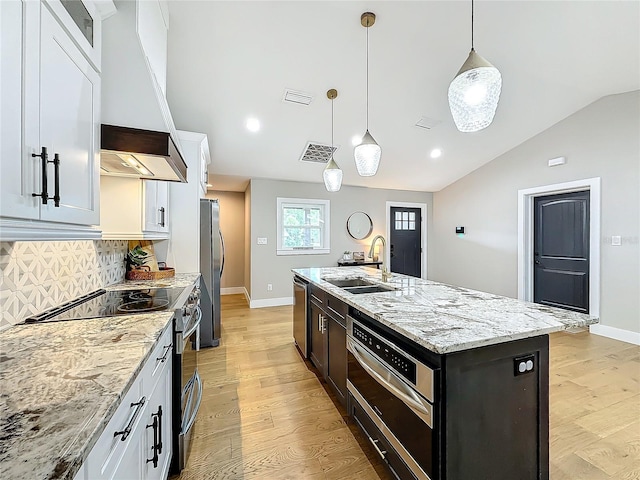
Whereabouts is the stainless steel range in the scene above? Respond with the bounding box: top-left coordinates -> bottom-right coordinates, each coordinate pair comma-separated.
23,284 -> 203,473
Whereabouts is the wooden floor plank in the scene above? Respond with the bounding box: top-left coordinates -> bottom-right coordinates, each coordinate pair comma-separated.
173,296 -> 640,480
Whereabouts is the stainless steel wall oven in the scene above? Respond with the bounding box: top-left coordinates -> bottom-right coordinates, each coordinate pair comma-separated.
171,286 -> 202,472
347,314 -> 438,480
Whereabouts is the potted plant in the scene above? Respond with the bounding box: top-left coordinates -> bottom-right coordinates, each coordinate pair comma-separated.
126,245 -> 151,272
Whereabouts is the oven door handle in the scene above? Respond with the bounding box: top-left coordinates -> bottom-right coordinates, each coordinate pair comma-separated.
348,337 -> 433,428
182,370 -> 202,434
183,306 -> 202,341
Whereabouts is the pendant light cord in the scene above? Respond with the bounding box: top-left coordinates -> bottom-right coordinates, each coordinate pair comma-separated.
366,17 -> 369,130
471,0 -> 475,50
331,97 -> 334,152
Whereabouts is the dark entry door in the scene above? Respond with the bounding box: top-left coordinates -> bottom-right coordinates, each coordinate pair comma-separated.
390,207 -> 421,278
534,190 -> 589,313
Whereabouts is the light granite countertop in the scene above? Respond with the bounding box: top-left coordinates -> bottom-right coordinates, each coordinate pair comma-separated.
293,267 -> 598,354
0,273 -> 200,480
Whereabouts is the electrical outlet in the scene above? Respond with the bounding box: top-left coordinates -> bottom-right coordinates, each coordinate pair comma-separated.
514,354 -> 535,376
267,283 -> 273,291
257,237 -> 267,245
612,235 -> 621,246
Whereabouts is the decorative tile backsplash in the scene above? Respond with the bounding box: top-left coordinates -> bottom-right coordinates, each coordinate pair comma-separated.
0,240 -> 128,327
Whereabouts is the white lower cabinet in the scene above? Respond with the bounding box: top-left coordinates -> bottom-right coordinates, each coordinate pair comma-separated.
144,361 -> 172,480
82,324 -> 173,480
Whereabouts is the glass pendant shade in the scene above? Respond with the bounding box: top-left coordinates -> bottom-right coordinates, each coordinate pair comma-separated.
448,49 -> 502,133
354,130 -> 381,176
323,157 -> 343,192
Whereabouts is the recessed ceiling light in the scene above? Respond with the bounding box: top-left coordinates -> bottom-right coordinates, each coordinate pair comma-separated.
351,135 -> 361,146
430,148 -> 443,159
246,117 -> 260,132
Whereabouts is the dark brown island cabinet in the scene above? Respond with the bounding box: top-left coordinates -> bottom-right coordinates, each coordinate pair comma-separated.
307,282 -> 348,408
293,275 -> 550,480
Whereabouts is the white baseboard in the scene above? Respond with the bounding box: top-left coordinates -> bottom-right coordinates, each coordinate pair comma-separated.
249,296 -> 294,309
590,324 -> 640,346
221,287 -> 245,295
243,287 -> 250,304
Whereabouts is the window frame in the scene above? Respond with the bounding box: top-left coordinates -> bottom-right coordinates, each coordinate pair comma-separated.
276,197 -> 330,255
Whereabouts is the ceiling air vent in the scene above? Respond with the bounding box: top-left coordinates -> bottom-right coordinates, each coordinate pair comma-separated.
299,142 -> 337,164
283,88 -> 314,106
415,116 -> 442,130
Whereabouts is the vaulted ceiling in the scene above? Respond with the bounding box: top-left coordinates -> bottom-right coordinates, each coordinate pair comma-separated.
166,1 -> 640,192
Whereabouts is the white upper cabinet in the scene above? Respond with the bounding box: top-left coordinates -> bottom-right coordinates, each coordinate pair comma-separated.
43,0 -> 106,72
143,180 -> 170,234
0,0 -> 114,240
100,177 -> 170,240
0,0 -> 36,221
35,4 -> 100,225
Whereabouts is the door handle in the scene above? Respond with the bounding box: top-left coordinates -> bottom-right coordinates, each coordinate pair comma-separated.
159,207 -> 166,227
146,408 -> 160,468
114,397 -> 146,441
31,147 -> 60,207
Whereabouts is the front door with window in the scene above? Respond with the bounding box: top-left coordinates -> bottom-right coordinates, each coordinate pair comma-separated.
390,207 -> 421,278
534,190 -> 590,313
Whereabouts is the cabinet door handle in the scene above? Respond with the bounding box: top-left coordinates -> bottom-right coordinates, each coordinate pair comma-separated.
31,147 -> 48,204
146,406 -> 160,468
114,396 -> 146,441
157,405 -> 163,454
52,153 -> 60,207
322,316 -> 327,334
156,343 -> 172,363
159,207 -> 166,227
31,147 -> 61,207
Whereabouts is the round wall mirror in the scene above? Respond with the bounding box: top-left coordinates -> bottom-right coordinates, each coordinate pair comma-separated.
347,212 -> 373,240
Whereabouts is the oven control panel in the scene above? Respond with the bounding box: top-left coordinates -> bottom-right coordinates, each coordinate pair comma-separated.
352,322 -> 417,385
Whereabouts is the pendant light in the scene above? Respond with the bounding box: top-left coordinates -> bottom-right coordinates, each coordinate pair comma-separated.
354,12 -> 381,177
448,0 -> 502,133
323,89 -> 343,192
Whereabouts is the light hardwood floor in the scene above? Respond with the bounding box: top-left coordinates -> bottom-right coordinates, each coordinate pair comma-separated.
174,295 -> 640,480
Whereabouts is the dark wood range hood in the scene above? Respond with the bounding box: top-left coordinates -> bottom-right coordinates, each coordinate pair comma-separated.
100,124 -> 188,183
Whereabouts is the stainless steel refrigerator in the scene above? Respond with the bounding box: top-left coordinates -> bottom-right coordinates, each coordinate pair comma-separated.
200,198 -> 224,347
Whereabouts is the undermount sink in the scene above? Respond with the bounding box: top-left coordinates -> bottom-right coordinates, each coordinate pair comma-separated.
323,278 -> 375,288
343,285 -> 397,295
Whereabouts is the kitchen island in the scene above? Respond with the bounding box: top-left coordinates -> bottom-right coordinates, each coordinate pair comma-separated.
292,266 -> 598,480
0,273 -> 199,480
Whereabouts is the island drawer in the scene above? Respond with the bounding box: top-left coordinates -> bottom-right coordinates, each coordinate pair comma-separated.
352,397 -> 419,480
326,294 -> 347,324
308,284 -> 326,305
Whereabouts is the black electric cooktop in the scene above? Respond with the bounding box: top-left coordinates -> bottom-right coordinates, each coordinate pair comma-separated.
25,287 -> 187,323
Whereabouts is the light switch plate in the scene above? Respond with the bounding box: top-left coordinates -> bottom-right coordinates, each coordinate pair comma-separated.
612,235 -> 621,246
257,237 -> 267,245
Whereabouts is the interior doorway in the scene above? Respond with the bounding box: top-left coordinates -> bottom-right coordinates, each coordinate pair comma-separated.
518,178 -> 600,317
533,190 -> 590,313
386,201 -> 427,279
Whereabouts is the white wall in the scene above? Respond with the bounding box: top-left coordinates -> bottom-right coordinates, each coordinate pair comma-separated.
431,91 -> 640,335
248,178 -> 432,304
